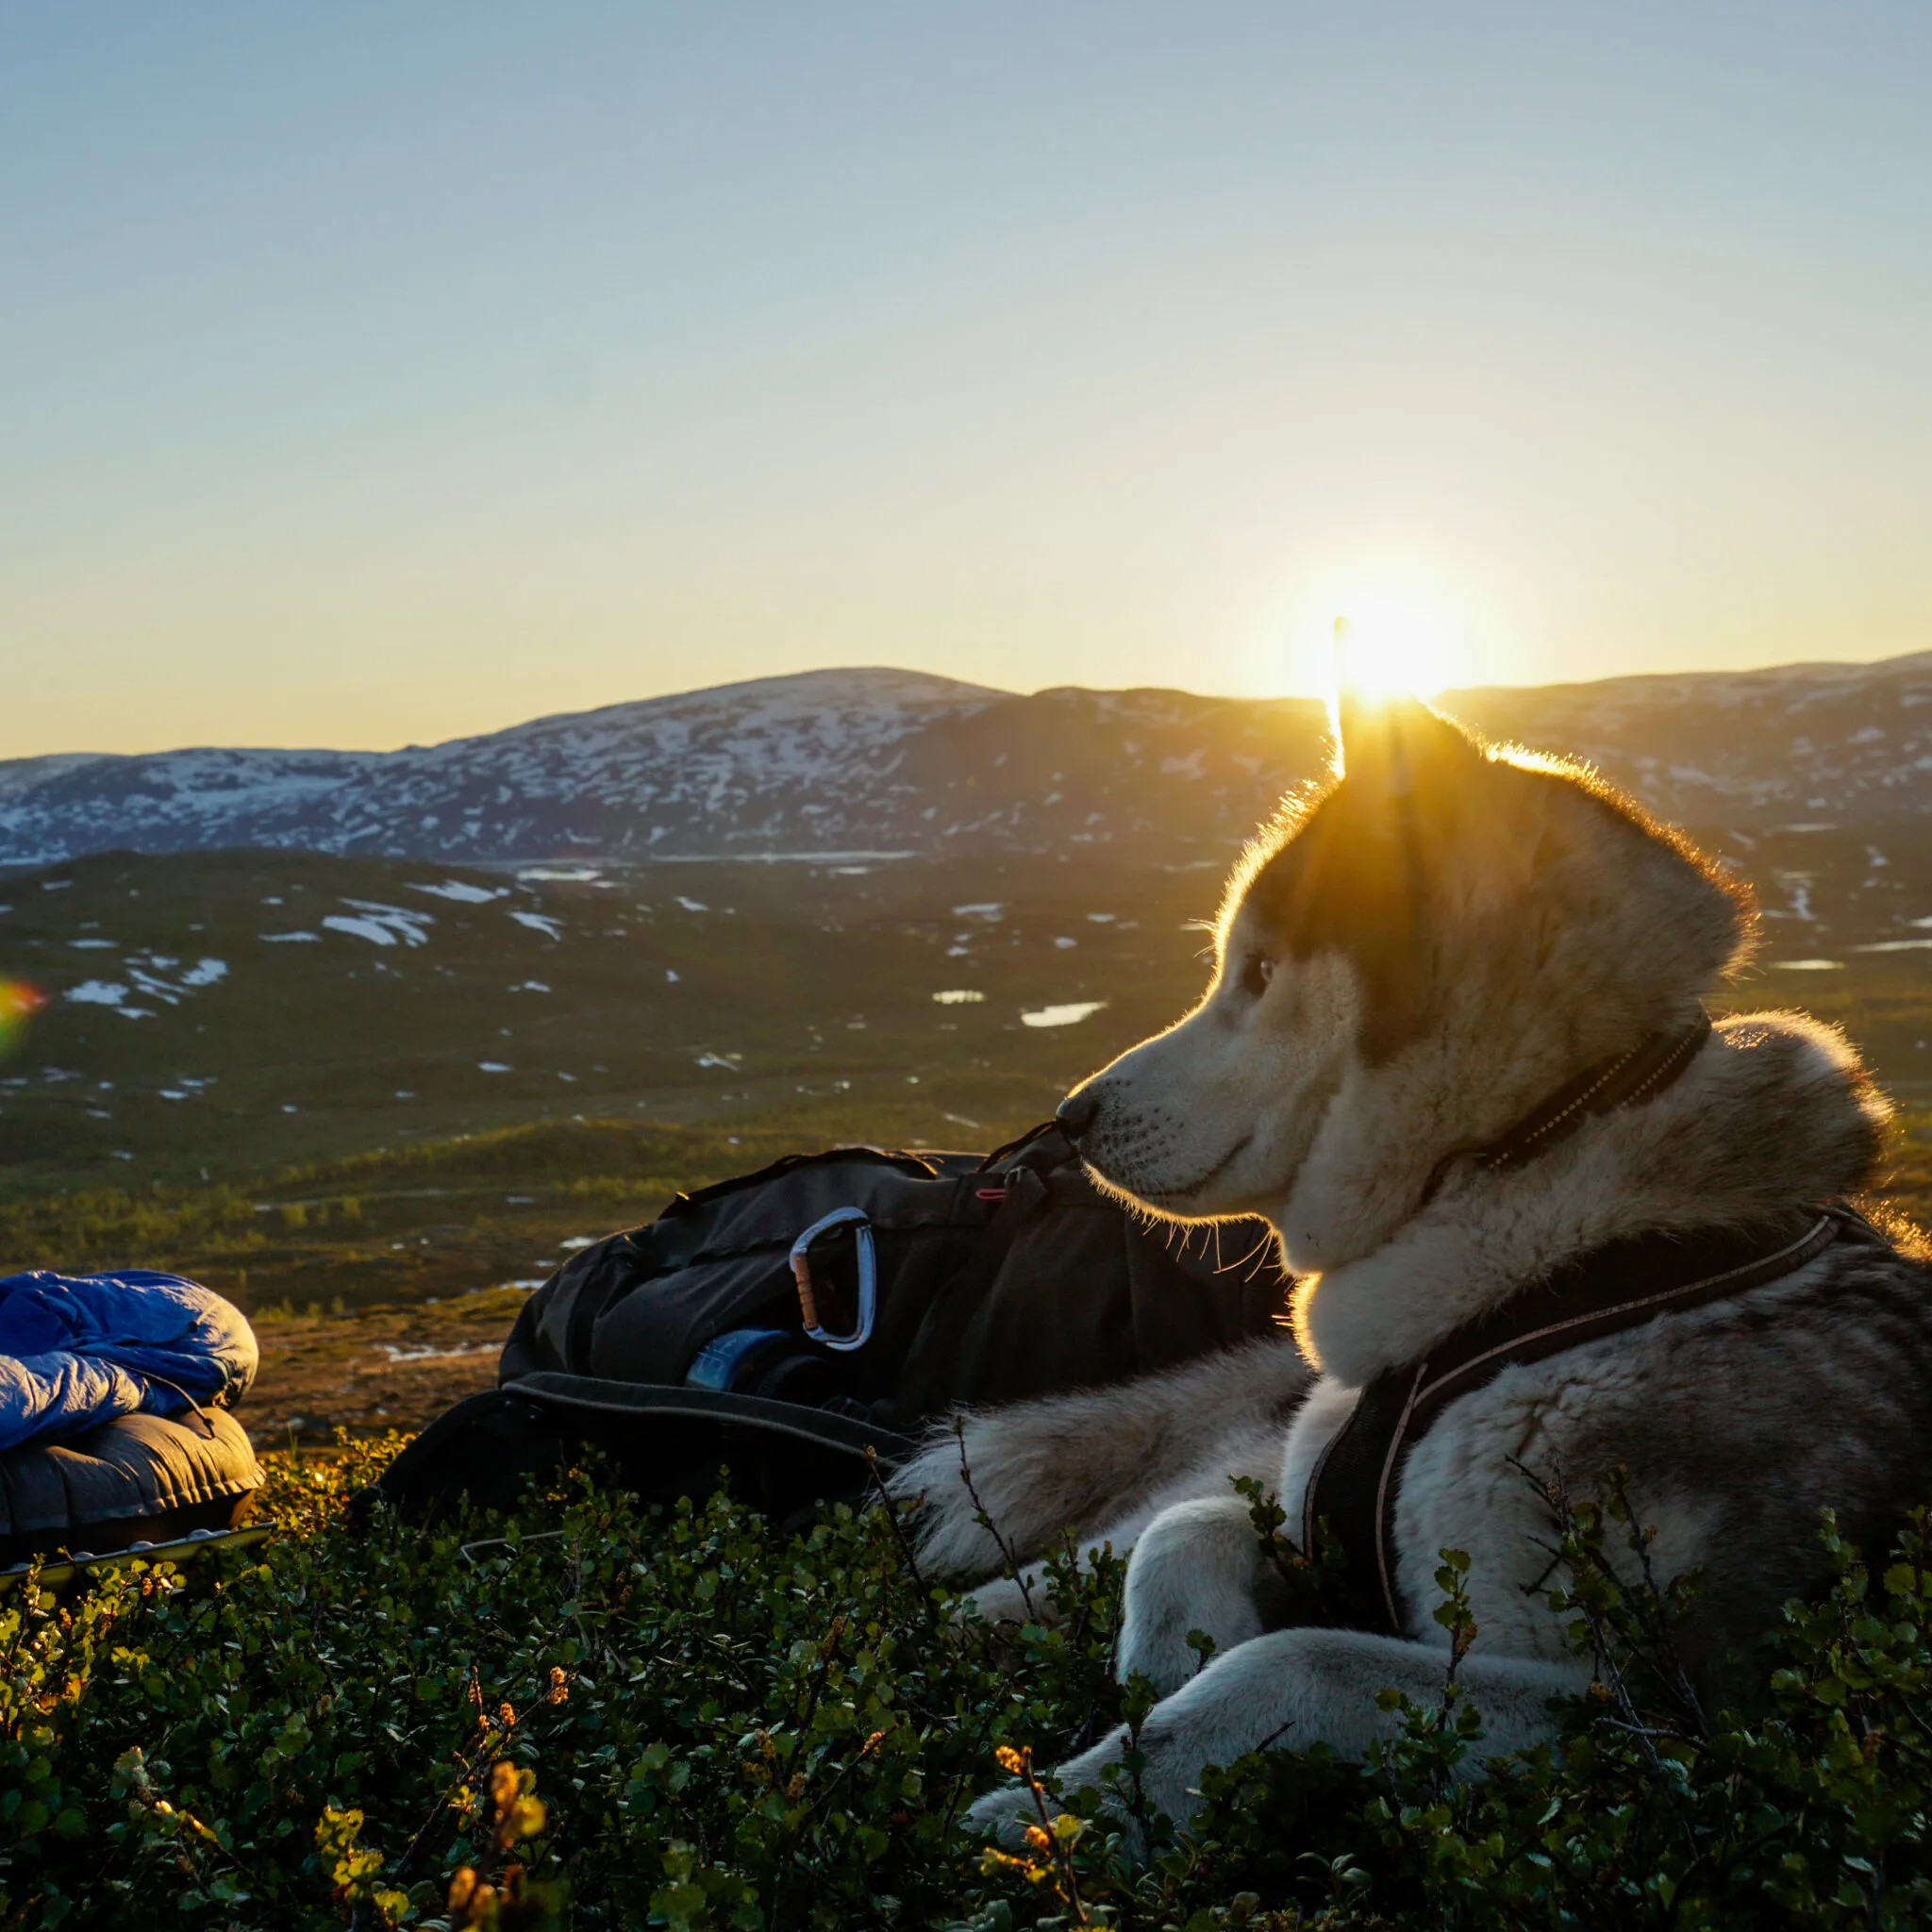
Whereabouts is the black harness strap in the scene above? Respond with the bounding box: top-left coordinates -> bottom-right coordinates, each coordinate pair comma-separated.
1304,1206 -> 1850,1635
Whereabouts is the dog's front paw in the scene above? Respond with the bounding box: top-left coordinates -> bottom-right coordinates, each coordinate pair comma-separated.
961,1780 -> 1038,1847
962,1747 -> 1158,1866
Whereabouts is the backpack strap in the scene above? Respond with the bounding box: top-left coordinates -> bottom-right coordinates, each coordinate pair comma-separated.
884,1126 -> 1078,1424
505,1372 -> 919,1467
974,1119 -> 1067,1172
881,1172 -> 1048,1424
660,1145 -> 943,1220
1304,1206 -> 1847,1635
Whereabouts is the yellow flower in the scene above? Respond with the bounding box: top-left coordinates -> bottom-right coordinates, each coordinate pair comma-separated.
447,1867 -> 490,1913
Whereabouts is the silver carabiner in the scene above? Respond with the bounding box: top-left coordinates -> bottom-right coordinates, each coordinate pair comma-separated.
790,1206 -> 877,1352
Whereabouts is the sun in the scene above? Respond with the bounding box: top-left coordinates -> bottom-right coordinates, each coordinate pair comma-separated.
1330,597 -> 1457,708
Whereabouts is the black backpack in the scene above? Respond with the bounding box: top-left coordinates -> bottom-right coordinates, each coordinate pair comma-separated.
362,1123 -> 1290,1524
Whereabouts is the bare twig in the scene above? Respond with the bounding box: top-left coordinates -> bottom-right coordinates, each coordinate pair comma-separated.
863,1446 -> 936,1621
1515,1459 -> 1704,1864
986,1744 -> 1091,1926
953,1418 -> 1037,1622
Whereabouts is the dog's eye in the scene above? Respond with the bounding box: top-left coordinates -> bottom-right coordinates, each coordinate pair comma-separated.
1240,952 -> 1274,998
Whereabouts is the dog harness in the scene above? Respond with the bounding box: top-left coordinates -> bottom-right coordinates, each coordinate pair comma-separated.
1301,1208 -> 1862,1635
1303,1011 -> 1882,1635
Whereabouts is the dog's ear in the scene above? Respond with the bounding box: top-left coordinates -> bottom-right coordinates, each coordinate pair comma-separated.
1334,694 -> 1481,806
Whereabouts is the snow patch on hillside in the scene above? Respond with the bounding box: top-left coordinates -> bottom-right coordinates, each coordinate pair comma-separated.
321,902 -> 435,947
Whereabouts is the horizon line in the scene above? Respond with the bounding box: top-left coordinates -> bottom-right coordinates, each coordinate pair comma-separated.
6,644 -> 1927,767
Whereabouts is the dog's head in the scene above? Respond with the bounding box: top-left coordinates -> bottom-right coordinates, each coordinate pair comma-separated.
1059,698 -> 1753,1265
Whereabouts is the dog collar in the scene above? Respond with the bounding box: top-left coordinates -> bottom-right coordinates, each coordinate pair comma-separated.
1418,1010 -> 1712,1209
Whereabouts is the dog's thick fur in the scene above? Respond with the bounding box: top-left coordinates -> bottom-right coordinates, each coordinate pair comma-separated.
891,697 -> 1932,1841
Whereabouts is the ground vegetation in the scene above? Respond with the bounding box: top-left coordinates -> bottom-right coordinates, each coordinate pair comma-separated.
5,1444 -> 1932,1928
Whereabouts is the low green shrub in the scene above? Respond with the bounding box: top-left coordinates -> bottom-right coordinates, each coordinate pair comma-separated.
3,1444 -> 1929,1929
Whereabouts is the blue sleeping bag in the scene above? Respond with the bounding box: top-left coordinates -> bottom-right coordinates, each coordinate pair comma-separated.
0,1271 -> 257,1454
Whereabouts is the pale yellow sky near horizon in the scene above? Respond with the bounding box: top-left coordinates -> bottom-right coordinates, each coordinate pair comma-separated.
7,7 -> 1932,759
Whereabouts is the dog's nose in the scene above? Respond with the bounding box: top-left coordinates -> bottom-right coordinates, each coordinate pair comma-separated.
1056,1088 -> 1100,1142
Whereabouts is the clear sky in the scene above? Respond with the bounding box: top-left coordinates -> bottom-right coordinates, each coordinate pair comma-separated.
5,4 -> 1931,757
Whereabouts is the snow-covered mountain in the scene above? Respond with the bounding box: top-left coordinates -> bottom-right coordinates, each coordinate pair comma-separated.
1447,651 -> 1932,828
5,652 -> 1932,869
0,670 -> 1008,867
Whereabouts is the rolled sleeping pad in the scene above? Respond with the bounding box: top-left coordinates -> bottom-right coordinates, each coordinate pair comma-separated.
0,1407 -> 263,1569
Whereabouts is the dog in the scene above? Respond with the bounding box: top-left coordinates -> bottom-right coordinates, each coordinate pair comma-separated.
891,693 -> 1932,1840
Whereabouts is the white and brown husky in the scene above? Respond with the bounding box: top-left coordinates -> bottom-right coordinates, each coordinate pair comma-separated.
891,695 -> 1932,1839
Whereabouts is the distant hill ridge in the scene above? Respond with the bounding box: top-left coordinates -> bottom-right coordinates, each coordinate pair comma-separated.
5,653 -> 1932,867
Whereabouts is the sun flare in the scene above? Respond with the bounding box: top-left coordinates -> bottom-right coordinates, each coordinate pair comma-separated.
1329,597 -> 1457,708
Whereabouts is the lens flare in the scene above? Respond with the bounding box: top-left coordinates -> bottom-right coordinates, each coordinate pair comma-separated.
0,979 -> 47,1058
